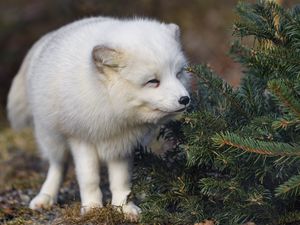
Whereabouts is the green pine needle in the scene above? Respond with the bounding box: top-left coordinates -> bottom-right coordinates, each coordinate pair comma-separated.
272,118 -> 300,130
133,1 -> 300,224
213,132 -> 300,156
275,174 -> 300,198
268,79 -> 300,118
277,211 -> 300,225
233,1 -> 284,44
187,65 -> 249,119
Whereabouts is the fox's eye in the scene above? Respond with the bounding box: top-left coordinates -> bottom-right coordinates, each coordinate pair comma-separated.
146,79 -> 160,88
147,79 -> 159,84
176,68 -> 184,78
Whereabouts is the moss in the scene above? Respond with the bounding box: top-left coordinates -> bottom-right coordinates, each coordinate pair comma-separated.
0,107 -> 36,160
0,127 -> 35,160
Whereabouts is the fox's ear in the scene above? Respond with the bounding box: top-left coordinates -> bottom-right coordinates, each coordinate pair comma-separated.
168,23 -> 180,41
92,45 -> 122,71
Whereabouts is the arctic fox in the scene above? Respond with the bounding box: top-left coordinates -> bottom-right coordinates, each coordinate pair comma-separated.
7,17 -> 190,217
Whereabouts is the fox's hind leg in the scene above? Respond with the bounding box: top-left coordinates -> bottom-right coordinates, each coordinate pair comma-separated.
29,126 -> 68,210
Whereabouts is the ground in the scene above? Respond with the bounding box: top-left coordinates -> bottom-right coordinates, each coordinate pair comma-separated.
0,110 -> 139,225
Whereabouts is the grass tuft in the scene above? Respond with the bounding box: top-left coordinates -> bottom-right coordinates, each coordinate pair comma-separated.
54,204 -> 139,225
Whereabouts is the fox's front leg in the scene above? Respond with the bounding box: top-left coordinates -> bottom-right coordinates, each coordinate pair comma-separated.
69,139 -> 102,213
107,156 -> 141,218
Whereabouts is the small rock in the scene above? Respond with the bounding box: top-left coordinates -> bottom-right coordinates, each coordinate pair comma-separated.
19,193 -> 30,204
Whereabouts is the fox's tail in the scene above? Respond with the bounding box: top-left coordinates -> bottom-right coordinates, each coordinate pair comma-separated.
7,64 -> 32,130
7,32 -> 54,130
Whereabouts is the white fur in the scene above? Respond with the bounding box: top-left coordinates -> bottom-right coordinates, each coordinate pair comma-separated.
7,17 -> 190,216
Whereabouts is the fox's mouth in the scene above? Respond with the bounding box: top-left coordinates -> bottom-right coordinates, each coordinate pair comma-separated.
174,107 -> 186,112
157,107 -> 186,114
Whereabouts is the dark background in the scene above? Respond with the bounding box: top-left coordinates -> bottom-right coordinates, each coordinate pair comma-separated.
0,0 -> 297,108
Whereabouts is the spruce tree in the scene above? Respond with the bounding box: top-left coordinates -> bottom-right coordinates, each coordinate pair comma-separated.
133,1 -> 300,225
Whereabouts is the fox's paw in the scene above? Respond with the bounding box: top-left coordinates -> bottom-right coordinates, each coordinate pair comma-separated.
29,193 -> 55,210
80,202 -> 103,215
122,202 -> 141,222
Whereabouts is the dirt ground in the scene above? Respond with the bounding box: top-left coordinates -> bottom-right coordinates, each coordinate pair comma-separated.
0,110 -> 139,224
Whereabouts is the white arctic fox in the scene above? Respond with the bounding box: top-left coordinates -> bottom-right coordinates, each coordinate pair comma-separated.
7,17 -> 190,216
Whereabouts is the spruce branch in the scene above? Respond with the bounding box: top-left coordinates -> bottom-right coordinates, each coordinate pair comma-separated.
268,79 -> 300,118
275,174 -> 300,198
134,1 -> 300,223
277,210 -> 300,225
272,118 -> 300,130
213,132 -> 300,156
187,65 -> 249,119
233,1 -> 285,45
281,5 -> 300,51
231,41 -> 300,79
199,178 -> 241,201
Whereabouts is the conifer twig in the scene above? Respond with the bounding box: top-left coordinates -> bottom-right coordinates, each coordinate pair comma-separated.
268,79 -> 300,118
213,132 -> 300,156
275,174 -> 300,197
187,65 -> 249,119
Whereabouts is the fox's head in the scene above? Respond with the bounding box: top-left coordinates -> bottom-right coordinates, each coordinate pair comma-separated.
92,19 -> 190,124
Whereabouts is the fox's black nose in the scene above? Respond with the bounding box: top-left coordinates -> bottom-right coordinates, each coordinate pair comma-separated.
178,96 -> 190,105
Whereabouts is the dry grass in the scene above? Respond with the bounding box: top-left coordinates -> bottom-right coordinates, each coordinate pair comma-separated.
53,204 -> 138,225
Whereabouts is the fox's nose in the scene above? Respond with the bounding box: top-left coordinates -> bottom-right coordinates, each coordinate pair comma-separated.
178,96 -> 190,105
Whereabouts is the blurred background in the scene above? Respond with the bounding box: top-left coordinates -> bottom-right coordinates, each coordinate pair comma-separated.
0,0 -> 298,108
